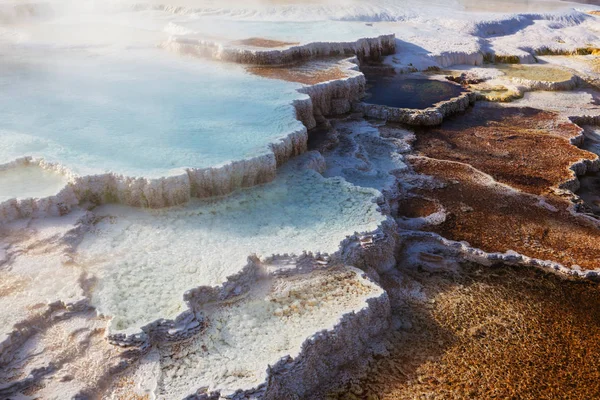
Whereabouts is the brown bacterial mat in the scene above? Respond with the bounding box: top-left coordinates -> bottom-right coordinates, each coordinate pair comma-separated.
413,106 -> 595,196
247,58 -> 350,85
332,263 -> 600,400
234,37 -> 299,48
404,157 -> 600,270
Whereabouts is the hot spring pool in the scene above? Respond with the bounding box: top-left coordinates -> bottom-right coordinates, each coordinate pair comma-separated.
364,76 -> 466,110
0,48 -> 305,179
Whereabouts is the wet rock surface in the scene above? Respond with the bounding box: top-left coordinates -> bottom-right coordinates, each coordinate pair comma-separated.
2,1 -> 600,399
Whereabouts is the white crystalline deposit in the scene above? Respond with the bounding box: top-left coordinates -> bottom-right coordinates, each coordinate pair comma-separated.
0,161 -> 69,204
175,0 -> 600,70
0,310 -> 129,400
380,22 -> 484,70
126,0 -> 590,21
168,19 -> 388,45
156,0 -> 599,70
504,89 -> 600,119
164,8 -> 600,70
321,119 -> 410,194
537,55 -> 600,88
107,261 -> 389,400
0,158 -> 79,223
74,154 -> 385,334
487,11 -> 600,59
383,10 -> 595,70
163,32 -> 396,65
0,211 -> 89,364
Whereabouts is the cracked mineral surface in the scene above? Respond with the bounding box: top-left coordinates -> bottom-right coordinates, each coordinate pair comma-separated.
1,0 -> 600,399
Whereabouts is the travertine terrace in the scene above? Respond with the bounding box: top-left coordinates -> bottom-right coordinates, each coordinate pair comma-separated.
1,0 -> 600,399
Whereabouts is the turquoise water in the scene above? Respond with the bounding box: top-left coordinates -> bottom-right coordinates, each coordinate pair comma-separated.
77,155 -> 384,331
0,48 -> 305,178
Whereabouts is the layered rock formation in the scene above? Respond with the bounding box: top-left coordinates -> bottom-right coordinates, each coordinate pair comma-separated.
357,91 -> 476,126
163,34 -> 396,65
2,1 -> 600,399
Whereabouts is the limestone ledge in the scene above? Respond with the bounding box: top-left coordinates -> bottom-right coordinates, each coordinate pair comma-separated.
182,261 -> 390,400
487,44 -> 600,66
571,115 -> 600,127
107,254 -> 391,400
399,229 -> 600,280
105,216 -> 397,348
354,92 -> 477,126
484,52 -> 536,65
162,34 -> 396,66
297,58 -> 366,118
392,46 -> 597,76
244,282 -> 389,400
0,134 -> 304,225
561,117 -> 600,193
473,79 -> 581,103
561,154 -> 600,193
0,157 -> 79,225
434,51 -> 484,68
0,57 -> 370,225
509,74 -> 581,92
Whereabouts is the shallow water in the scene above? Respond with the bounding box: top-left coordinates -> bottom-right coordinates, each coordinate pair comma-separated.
496,63 -> 574,82
364,76 -> 465,110
0,164 -> 68,201
0,48 -> 304,178
76,156 -> 384,331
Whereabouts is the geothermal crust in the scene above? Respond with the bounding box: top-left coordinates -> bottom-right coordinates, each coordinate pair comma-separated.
163,34 -> 396,65
356,91 -> 477,126
2,2 -> 600,399
0,47 -> 390,224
